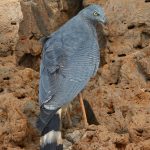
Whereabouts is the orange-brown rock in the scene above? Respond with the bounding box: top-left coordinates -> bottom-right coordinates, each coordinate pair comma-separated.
0,0 -> 22,57
74,0 -> 150,149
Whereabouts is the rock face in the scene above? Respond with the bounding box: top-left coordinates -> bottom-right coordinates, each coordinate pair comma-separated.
74,0 -> 150,149
0,0 -> 22,57
16,0 -> 82,70
0,0 -> 150,150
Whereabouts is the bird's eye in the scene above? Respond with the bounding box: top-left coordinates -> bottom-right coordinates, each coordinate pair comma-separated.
93,11 -> 100,16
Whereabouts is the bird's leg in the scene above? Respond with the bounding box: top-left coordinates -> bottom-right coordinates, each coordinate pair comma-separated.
66,106 -> 72,127
62,105 -> 72,128
79,93 -> 88,127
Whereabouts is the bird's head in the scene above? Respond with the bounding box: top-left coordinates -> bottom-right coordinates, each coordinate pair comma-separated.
79,4 -> 107,25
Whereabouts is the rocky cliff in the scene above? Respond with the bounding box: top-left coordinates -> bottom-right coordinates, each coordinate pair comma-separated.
0,0 -> 150,149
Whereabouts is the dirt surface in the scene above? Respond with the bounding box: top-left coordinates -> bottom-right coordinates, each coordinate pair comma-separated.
0,0 -> 150,150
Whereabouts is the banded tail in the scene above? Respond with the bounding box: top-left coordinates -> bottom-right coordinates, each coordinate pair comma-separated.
37,108 -> 63,150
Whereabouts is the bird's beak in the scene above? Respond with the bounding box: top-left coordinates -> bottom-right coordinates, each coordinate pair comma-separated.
100,18 -> 108,25
100,20 -> 109,36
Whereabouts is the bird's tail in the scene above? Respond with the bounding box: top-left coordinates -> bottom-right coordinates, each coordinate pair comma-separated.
37,108 -> 63,150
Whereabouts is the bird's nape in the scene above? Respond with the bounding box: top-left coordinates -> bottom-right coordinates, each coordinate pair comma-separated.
79,4 -> 107,24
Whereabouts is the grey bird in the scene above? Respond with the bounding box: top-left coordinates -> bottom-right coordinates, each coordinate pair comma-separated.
37,4 -> 106,150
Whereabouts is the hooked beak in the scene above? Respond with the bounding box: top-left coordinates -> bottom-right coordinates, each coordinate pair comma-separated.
100,19 -> 109,36
100,18 -> 107,25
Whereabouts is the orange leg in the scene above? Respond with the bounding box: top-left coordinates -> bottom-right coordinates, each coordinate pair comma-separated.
79,93 -> 88,127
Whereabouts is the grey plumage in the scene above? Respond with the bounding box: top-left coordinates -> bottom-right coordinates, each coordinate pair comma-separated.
37,4 -> 106,150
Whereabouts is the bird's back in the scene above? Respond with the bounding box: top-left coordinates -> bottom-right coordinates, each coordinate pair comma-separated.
39,14 -> 100,108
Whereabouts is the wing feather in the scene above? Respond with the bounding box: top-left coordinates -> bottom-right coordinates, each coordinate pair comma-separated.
39,18 -> 99,106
